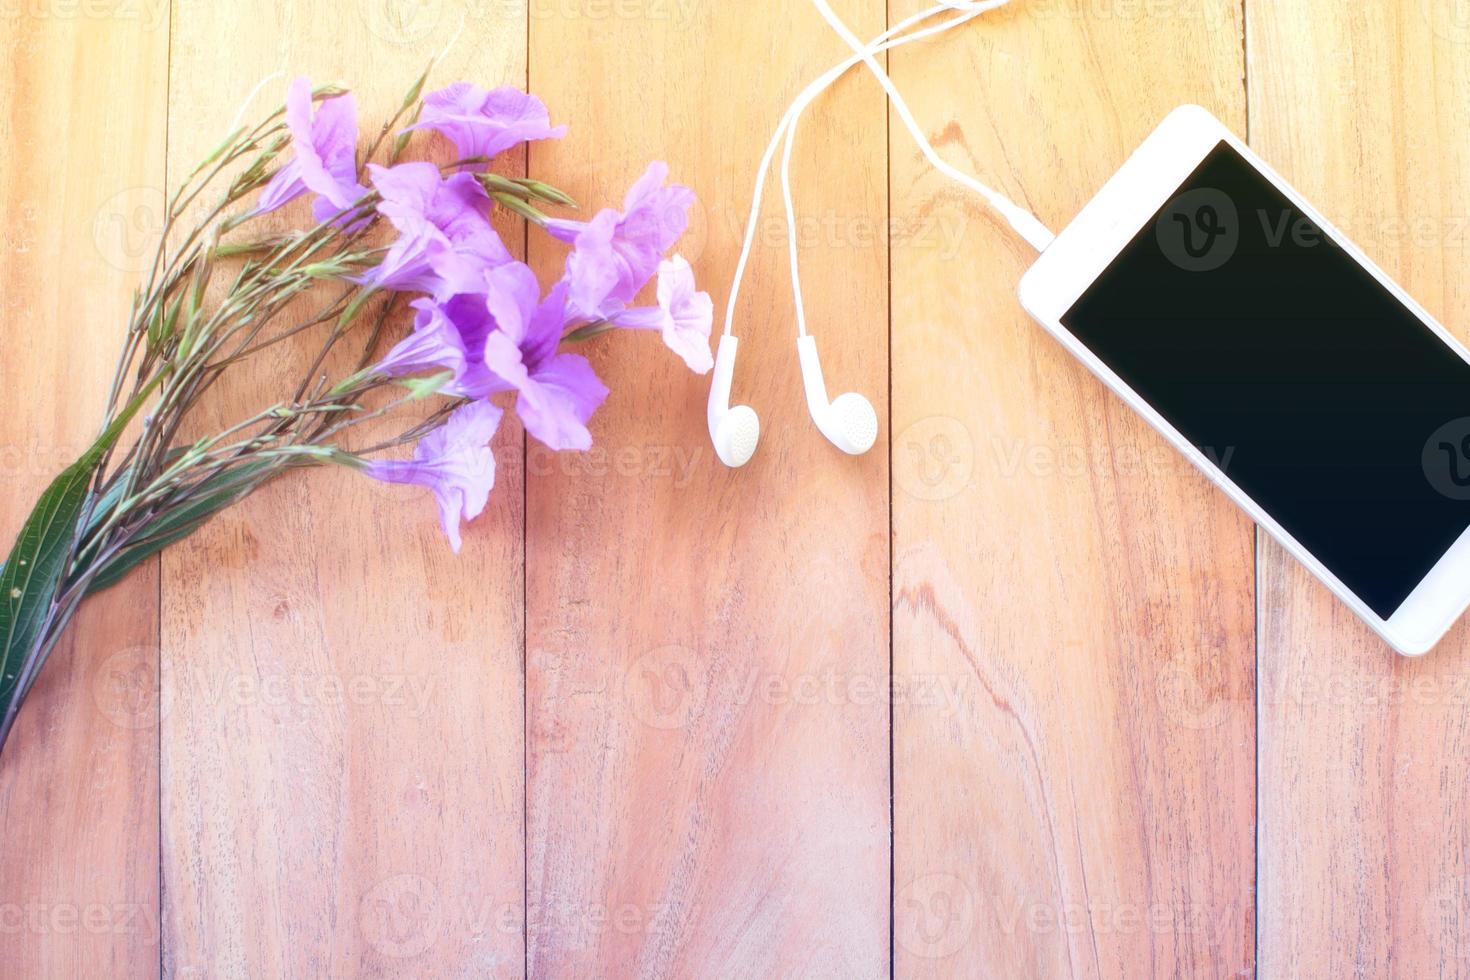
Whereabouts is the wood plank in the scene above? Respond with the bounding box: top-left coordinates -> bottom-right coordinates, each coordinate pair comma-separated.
888,2 -> 1254,975
525,0 -> 890,973
1251,1 -> 1470,974
0,8 -> 167,977
159,6 -> 528,975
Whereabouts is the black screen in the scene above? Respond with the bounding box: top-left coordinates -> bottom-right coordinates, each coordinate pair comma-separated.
1062,141 -> 1470,618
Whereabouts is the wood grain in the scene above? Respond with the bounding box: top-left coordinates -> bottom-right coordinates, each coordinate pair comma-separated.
888,1 -> 1255,975
1251,0 -> 1470,974
159,4 -> 528,976
9,3 -> 1470,976
525,0 -> 891,974
0,7 -> 167,977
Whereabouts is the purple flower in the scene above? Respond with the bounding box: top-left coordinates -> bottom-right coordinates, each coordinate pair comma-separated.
361,162 -> 512,298
481,262 -> 609,451
548,162 -> 695,318
611,256 -> 714,373
256,77 -> 367,226
405,83 -> 566,168
365,399 -> 502,553
373,295 -> 498,398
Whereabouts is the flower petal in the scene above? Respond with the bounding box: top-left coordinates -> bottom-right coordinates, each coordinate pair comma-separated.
364,399 -> 503,552
365,162 -> 511,298
483,334 -> 606,451
274,77 -> 367,225
562,210 -> 622,318
482,261 -> 541,346
656,255 -> 714,373
374,299 -> 469,380
255,157 -> 308,216
406,83 -> 566,167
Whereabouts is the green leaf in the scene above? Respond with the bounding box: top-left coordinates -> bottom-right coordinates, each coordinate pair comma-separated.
85,473 -> 133,535
401,61 -> 431,111
398,370 -> 454,400
518,178 -> 577,209
490,192 -> 548,227
328,366 -> 376,397
0,450 -> 107,704
338,286 -> 381,329
146,295 -> 182,351
476,173 -> 531,200
560,319 -> 613,344
85,519 -> 206,595
86,460 -> 278,596
188,125 -> 246,179
0,377 -> 158,727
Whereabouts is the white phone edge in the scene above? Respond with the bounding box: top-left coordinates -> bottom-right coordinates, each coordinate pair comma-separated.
1017,104 -> 1470,657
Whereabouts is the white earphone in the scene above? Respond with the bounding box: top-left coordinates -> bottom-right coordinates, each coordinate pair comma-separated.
710,0 -> 1054,467
797,335 -> 878,455
708,335 -> 761,467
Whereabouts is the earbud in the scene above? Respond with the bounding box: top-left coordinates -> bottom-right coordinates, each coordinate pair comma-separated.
708,334 -> 761,467
713,0 -> 1042,472
797,335 -> 878,455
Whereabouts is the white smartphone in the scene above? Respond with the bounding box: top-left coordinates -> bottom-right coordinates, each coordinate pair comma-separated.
1018,104 -> 1470,656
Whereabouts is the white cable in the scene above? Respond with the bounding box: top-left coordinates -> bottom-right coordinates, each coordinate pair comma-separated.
816,0 -> 1053,252
783,0 -> 1055,337
722,2 -> 998,337
227,72 -> 286,136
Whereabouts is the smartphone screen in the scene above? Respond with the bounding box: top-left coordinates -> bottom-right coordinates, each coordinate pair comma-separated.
1062,141 -> 1470,619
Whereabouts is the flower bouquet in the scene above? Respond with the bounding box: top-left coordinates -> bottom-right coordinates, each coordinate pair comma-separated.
0,69 -> 713,755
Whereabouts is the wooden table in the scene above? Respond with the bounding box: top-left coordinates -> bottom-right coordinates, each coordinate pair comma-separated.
2,0 -> 1467,975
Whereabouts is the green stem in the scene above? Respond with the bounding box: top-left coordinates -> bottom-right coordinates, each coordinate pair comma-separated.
561,319 -> 613,343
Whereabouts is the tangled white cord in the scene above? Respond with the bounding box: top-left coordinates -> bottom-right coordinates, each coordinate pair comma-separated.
707,0 -> 1055,469
722,0 -> 1054,340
